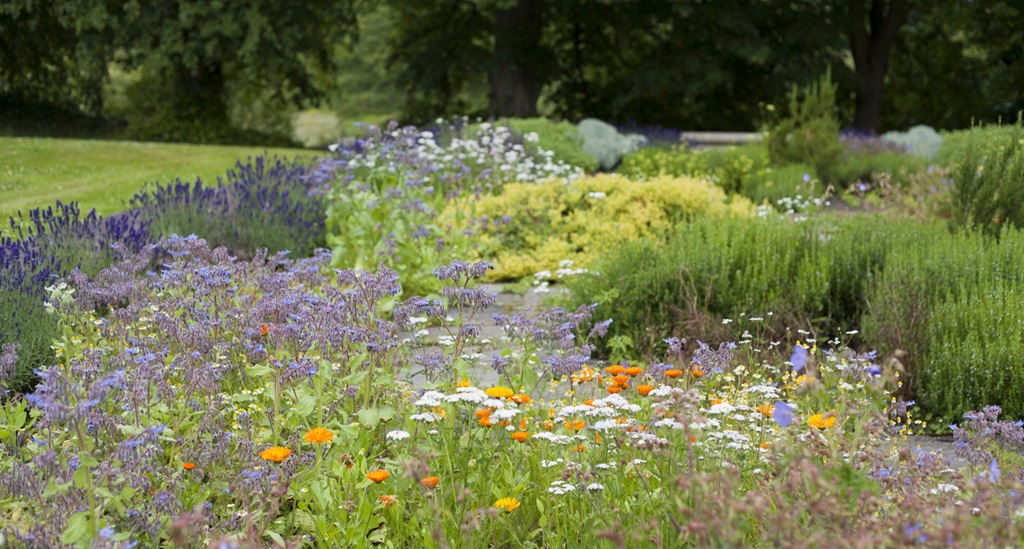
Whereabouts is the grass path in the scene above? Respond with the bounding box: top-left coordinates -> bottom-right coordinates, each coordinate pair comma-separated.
0,137 -> 314,224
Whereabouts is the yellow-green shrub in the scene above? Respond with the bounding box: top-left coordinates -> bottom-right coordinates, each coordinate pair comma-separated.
446,174 -> 754,280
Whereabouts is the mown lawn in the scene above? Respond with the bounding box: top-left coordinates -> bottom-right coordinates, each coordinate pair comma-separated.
0,137 -> 313,223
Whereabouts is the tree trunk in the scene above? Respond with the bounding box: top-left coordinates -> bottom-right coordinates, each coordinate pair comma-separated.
847,0 -> 910,133
489,0 -> 543,117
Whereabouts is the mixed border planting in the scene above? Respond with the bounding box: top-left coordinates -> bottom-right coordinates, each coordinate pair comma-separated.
4,111 -> 1024,546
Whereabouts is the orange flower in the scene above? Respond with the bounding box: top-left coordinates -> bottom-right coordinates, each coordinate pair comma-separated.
689,434 -> 696,444
807,414 -> 836,429
367,470 -> 390,483
478,416 -> 493,427
613,374 -> 630,386
421,476 -> 439,489
711,398 -> 724,406
379,494 -> 399,508
183,462 -> 195,471
565,418 -> 585,431
692,366 -> 704,378
760,442 -> 771,449
756,404 -> 774,417
259,446 -> 292,463
623,366 -> 643,377
510,393 -> 531,405
485,386 -> 513,398
511,431 -> 530,442
260,324 -> 269,337
303,427 -> 334,444
574,444 -> 586,452
474,409 -> 492,418
637,384 -> 654,396
604,365 -> 625,375
606,386 -> 622,394
582,399 -> 594,407
595,433 -> 602,443
542,420 -> 554,431
518,418 -> 529,431
664,369 -> 683,378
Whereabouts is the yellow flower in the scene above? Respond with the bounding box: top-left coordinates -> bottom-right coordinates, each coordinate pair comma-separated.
494,497 -> 521,512
303,427 -> 334,444
485,386 -> 514,398
457,379 -> 472,388
259,446 -> 292,463
807,414 -> 836,429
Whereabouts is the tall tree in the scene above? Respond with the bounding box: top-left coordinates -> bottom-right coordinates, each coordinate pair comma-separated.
845,0 -> 910,132
489,0 -> 545,116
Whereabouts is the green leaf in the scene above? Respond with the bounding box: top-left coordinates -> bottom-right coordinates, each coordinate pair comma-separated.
536,498 -> 545,514
61,512 -> 91,546
246,364 -> 273,378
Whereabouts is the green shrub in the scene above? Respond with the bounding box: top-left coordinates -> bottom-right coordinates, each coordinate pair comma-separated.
482,117 -> 600,173
448,173 -> 754,280
618,143 -> 822,206
937,123 -> 1021,167
881,125 -> 943,161
765,70 -> 843,181
946,122 -> 1024,237
862,227 -> 1024,421
577,118 -> 647,171
831,150 -> 926,188
565,215 -> 941,358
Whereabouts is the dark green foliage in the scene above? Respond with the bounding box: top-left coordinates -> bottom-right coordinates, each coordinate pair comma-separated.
566,215 -> 941,358
766,70 -> 843,181
947,122 -> 1024,237
740,163 -> 820,206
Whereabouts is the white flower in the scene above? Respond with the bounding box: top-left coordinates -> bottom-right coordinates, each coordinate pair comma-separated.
414,391 -> 445,407
491,408 -> 520,420
410,412 -> 440,423
648,385 -> 675,397
654,418 -> 684,430
386,430 -> 410,442
929,484 -> 960,495
586,483 -> 605,491
591,419 -> 622,431
437,335 -> 456,347
707,403 -> 737,415
541,458 -> 565,468
408,316 -> 428,325
595,462 -> 617,470
548,480 -> 576,495
533,432 -> 574,445
414,329 -> 429,338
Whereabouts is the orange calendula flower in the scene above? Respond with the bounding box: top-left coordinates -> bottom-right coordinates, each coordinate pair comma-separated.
664,369 -> 683,378
303,427 -> 334,444
478,416 -> 493,427
260,324 -> 269,337
689,434 -> 696,443
711,398 -> 724,406
421,476 -> 439,489
604,365 -> 625,375
582,399 -> 594,407
760,442 -> 771,449
692,366 -> 704,378
565,418 -> 585,431
259,446 -> 292,463
518,418 -> 529,431
637,384 -> 654,396
574,444 -> 586,452
367,470 -> 390,483
474,409 -> 492,418
595,433 -> 602,443
511,431 -> 530,442
624,366 -> 643,377
756,404 -> 774,417
494,497 -> 521,512
379,495 -> 399,508
606,386 -> 622,394
613,374 -> 630,386
510,393 -> 531,404
542,420 -> 554,431
807,414 -> 836,429
183,462 -> 195,471
485,386 -> 514,398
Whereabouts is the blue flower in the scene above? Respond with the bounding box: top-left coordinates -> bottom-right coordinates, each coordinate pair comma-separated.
773,401 -> 794,428
789,345 -> 808,372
